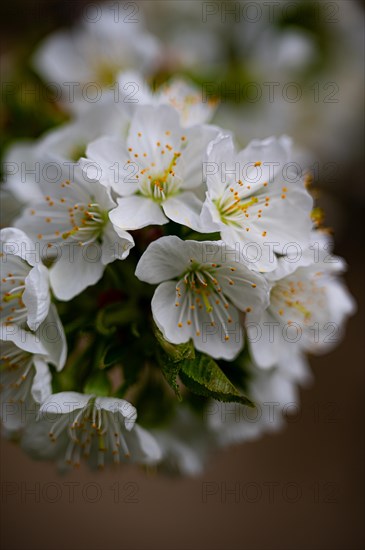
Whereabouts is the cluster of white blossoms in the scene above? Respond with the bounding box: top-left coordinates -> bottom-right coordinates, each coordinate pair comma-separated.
0,3 -> 356,474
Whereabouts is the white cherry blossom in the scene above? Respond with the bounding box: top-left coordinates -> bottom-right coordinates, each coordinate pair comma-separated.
200,134 -> 313,271
1,228 -> 50,331
135,236 -> 269,360
0,304 -> 67,431
248,232 -> 356,375
152,406 -> 215,476
15,163 -> 134,301
22,392 -> 162,469
33,3 -> 162,113
87,104 -> 219,231
118,71 -> 218,126
207,364 -> 301,446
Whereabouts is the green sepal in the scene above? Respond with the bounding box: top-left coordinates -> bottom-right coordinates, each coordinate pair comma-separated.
153,325 -> 195,399
180,353 -> 255,407
153,325 -> 195,362
95,304 -> 139,336
83,371 -> 111,397
156,350 -> 183,401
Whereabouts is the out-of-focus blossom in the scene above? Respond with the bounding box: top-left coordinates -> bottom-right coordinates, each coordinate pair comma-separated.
22,392 -> 162,469
0,305 -> 67,431
33,2 -> 162,113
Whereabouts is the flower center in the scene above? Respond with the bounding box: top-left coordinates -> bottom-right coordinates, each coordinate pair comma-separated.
270,275 -> 326,324
213,167 -> 278,238
61,202 -> 108,245
128,131 -> 187,203
94,59 -> 120,87
69,143 -> 87,162
174,261 -> 234,341
33,186 -> 109,248
48,399 -> 130,469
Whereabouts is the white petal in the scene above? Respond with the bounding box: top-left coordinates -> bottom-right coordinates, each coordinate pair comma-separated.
39,392 -> 90,416
159,78 -> 217,127
0,227 -> 41,265
117,70 -> 154,111
277,350 -> 313,385
37,304 -> 67,371
162,192 -> 204,231
248,310 -> 285,369
109,196 -> 168,231
33,30 -> 92,83
85,136 -> 132,194
220,225 -> 279,273
37,102 -> 129,162
101,223 -> 134,264
205,134 -> 236,197
0,325 -> 48,355
127,104 -> 182,158
199,197 -> 223,233
236,135 -> 291,174
95,397 -> 137,431
49,244 -> 104,301
23,264 -> 50,331
219,264 -> 270,319
253,182 -> 313,253
135,236 -> 192,284
152,281 -> 192,344
192,303 -> 243,360
31,357 -> 52,404
125,424 -> 162,464
179,124 -> 219,189
2,142 -> 43,203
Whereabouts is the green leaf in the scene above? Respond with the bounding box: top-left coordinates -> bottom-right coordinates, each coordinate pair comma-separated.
180,353 -> 255,407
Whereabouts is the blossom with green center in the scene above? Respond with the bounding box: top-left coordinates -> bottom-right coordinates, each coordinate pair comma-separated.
200,134 -> 313,272
86,104 -> 219,231
15,164 -> 134,301
136,236 -> 269,360
33,9 -> 161,114
22,392 -> 162,470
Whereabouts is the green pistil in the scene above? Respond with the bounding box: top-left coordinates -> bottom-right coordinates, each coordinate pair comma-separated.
3,292 -> 23,302
182,264 -> 219,313
69,143 -> 87,162
201,291 -> 213,313
290,301 -> 312,319
215,195 -> 259,225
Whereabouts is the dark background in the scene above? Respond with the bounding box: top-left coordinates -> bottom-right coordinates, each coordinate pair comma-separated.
0,1 -> 364,549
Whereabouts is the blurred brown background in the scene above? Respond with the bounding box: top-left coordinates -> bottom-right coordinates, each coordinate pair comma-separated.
0,1 -> 364,549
